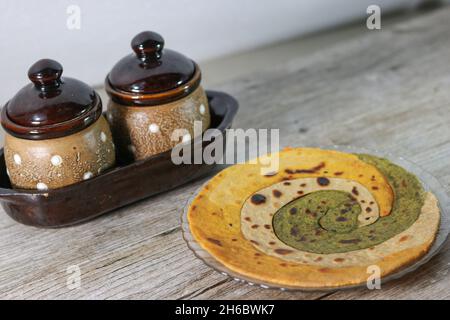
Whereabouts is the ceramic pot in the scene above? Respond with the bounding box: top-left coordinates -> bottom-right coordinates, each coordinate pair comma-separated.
105,31 -> 211,161
1,59 -> 116,190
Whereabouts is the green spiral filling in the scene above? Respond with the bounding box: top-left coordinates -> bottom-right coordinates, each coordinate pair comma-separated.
272,154 -> 425,254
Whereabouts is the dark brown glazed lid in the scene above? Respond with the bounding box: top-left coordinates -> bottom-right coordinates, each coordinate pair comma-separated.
105,31 -> 201,106
1,59 -> 102,140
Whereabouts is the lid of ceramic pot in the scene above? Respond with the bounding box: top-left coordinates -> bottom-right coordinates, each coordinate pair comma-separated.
1,59 -> 102,140
105,31 -> 201,106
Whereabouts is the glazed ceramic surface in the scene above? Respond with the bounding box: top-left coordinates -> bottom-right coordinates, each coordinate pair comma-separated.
107,86 -> 210,160
5,116 -> 115,190
1,59 -> 116,189
105,31 -> 211,160
0,91 -> 238,227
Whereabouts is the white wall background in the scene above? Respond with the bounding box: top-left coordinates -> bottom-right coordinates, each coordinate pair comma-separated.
0,0 -> 421,101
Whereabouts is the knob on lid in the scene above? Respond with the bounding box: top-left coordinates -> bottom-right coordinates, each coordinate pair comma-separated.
131,31 -> 165,60
28,59 -> 64,88
1,59 -> 102,140
105,31 -> 201,106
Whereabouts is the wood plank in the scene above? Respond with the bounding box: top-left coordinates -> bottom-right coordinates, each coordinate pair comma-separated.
1,6 -> 450,299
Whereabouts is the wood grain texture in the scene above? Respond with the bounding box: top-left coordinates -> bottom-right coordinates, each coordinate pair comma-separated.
1,7 -> 450,299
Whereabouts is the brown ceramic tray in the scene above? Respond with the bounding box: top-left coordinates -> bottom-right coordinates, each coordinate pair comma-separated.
0,90 -> 238,228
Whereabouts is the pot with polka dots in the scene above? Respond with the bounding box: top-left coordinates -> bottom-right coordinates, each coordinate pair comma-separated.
105,31 -> 211,161
1,59 -> 116,190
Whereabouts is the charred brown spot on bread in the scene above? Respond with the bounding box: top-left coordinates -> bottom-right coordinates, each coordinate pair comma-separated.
399,235 -> 410,242
207,238 -> 222,246
251,194 -> 266,205
352,186 -> 359,196
264,224 -> 271,229
297,190 -> 304,195
314,257 -> 323,262
285,162 -> 326,175
244,217 -> 251,222
290,226 -> 299,236
366,207 -> 372,213
250,240 -> 260,246
283,181 -> 291,186
251,224 -> 259,229
272,189 -> 282,198
334,171 -> 344,176
372,186 -> 379,190
317,177 -> 330,186
269,241 -> 276,245
339,239 -> 361,244
274,248 -> 294,255
297,162 -> 325,174
334,258 -> 345,263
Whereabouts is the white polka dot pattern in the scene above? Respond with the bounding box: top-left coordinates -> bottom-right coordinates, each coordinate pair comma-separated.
83,172 -> 94,180
36,182 -> 48,190
148,123 -> 160,133
51,155 -> 63,166
13,154 -> 21,165
182,133 -> 192,143
199,104 -> 206,115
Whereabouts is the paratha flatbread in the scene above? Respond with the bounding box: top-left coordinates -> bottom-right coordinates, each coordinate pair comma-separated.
187,148 -> 440,289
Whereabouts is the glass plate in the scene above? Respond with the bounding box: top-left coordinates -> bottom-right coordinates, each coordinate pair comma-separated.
181,145 -> 450,291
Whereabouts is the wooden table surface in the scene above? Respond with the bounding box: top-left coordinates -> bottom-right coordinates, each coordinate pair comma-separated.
1,7 -> 450,300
